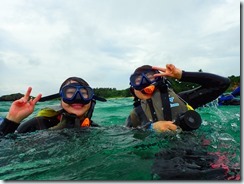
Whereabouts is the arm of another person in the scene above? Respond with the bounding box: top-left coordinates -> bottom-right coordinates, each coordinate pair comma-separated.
0,87 -> 42,136
153,64 -> 230,109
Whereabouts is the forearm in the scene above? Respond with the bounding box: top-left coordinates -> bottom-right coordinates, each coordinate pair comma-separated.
178,71 -> 230,109
180,71 -> 230,89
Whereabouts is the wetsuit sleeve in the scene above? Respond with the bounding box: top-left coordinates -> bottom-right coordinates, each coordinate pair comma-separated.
0,118 -> 19,136
16,116 -> 59,133
178,71 -> 230,109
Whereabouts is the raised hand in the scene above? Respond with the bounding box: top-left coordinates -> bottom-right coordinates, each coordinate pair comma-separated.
6,87 -> 42,123
152,64 -> 182,80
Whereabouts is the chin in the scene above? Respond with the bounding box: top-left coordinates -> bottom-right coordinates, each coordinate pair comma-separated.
141,94 -> 153,100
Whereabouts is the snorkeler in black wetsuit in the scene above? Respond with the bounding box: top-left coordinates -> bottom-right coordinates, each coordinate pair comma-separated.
125,64 -> 230,132
0,77 -> 104,136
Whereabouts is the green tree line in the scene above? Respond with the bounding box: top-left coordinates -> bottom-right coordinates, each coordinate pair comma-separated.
94,88 -> 131,98
94,75 -> 240,98
0,75 -> 239,101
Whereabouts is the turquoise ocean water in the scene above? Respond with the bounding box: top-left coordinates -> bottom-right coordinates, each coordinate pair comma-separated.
0,98 -> 240,180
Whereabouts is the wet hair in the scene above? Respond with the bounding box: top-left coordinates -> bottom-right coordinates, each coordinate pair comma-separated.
59,77 -> 90,92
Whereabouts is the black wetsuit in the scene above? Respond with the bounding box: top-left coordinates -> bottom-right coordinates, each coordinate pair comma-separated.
0,113 -> 98,136
177,71 -> 230,109
125,71 -> 230,128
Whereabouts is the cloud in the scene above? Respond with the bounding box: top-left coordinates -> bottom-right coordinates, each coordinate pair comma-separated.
0,0 -> 240,96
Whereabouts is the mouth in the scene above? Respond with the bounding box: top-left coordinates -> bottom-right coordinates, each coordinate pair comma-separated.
70,103 -> 85,109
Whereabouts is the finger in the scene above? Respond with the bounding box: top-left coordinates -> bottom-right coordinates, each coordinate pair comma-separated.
13,97 -> 26,105
167,123 -> 177,131
32,94 -> 42,105
24,87 -> 32,101
153,73 -> 163,77
166,64 -> 175,71
152,66 -> 166,72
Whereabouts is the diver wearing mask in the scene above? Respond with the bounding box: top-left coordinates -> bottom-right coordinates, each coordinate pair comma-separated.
125,64 -> 230,133
0,77 -> 106,135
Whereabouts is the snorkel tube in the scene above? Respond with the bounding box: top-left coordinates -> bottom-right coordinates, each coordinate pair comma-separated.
39,93 -> 106,102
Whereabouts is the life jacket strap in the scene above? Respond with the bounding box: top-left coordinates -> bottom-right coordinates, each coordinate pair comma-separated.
135,104 -> 150,126
146,99 -> 158,122
160,89 -> 172,121
86,99 -> 96,119
157,79 -> 172,121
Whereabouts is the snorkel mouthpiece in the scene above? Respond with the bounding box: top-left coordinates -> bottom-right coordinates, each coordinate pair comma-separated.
141,85 -> 156,95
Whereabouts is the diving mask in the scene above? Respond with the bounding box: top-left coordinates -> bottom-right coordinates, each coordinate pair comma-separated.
130,70 -> 160,90
60,83 -> 94,104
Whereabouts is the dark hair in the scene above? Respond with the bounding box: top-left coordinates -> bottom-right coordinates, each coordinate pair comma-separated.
59,77 -> 90,91
133,65 -> 153,74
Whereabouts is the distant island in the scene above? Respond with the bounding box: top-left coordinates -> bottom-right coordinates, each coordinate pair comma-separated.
0,75 -> 240,101
0,93 -> 25,101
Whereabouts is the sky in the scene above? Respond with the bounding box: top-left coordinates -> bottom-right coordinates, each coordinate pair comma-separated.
0,0 -> 240,97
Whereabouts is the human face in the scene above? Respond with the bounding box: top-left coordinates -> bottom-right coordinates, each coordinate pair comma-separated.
60,81 -> 92,118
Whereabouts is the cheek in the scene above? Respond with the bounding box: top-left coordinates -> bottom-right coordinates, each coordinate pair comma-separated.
134,90 -> 152,100
81,104 -> 91,112
61,101 -> 75,114
61,101 -> 68,110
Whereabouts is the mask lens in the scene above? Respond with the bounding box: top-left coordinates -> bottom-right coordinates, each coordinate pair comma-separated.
145,71 -> 156,82
64,86 -> 77,99
131,74 -> 142,86
80,88 -> 89,99
81,87 -> 94,100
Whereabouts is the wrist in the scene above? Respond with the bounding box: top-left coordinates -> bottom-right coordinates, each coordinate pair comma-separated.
6,114 -> 20,124
178,70 -> 185,81
176,69 -> 183,80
